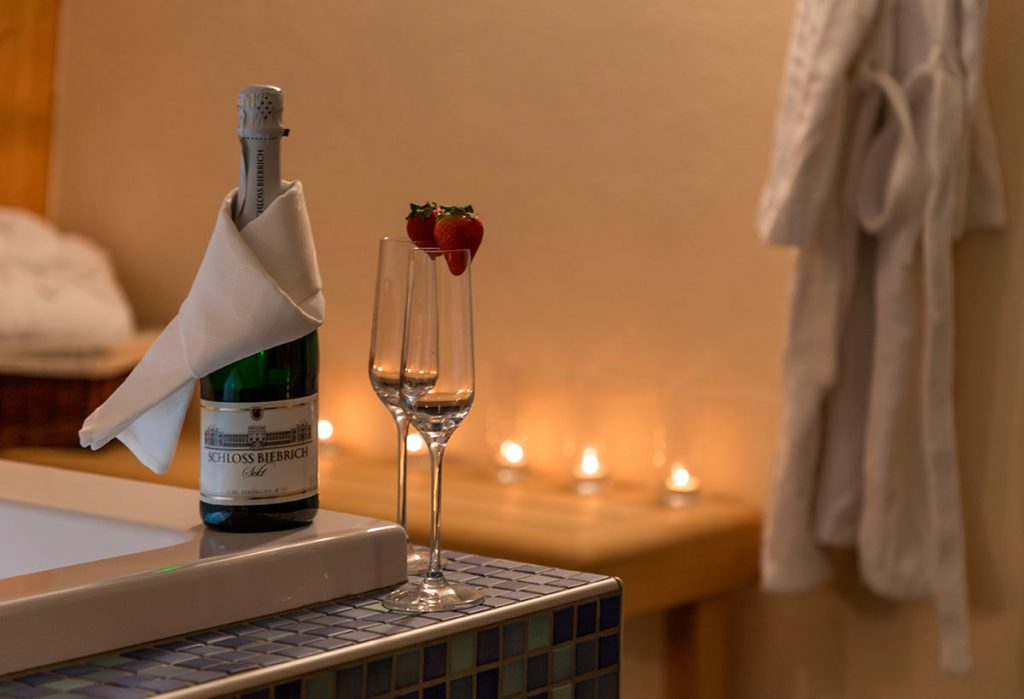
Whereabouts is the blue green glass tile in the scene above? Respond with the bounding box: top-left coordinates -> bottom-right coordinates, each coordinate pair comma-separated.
598,634 -> 619,669
179,657 -> 223,670
137,665 -> 192,679
367,623 -> 409,635
423,683 -> 446,699
362,602 -> 389,613
335,666 -> 362,699
483,596 -> 515,608
248,654 -> 289,667
475,668 -> 499,699
423,642 -> 447,681
394,615 -> 438,629
597,671 -> 618,699
275,633 -> 320,646
524,584 -> 563,595
183,644 -> 231,657
550,684 -> 572,699
307,625 -> 349,638
274,679 -> 301,699
338,619 -> 378,630
273,646 -> 319,659
216,636 -> 258,649
187,631 -> 232,644
551,646 -> 572,683
213,662 -> 260,674
396,649 -> 420,689
366,657 -> 392,697
75,685 -> 151,699
118,660 -> 159,673
599,596 -> 621,631
13,675 -> 61,688
423,611 -> 463,621
573,678 -> 595,699
552,608 -> 573,645
54,665 -> 96,676
241,688 -> 269,699
450,675 -> 473,699
528,614 -> 550,651
0,685 -> 51,698
341,630 -> 383,642
575,640 -> 596,675
245,642 -> 289,655
502,660 -> 524,696
139,679 -> 190,693
40,678 -> 93,692
527,654 -> 549,691
492,569 -> 529,580
576,602 -> 597,637
503,621 -> 525,658
547,579 -> 586,590
495,580 -> 532,592
283,610 -> 324,622
450,633 -> 474,673
108,676 -> 152,689
303,671 -> 331,699
337,607 -> 376,619
175,669 -> 227,683
80,670 -> 131,683
477,627 -> 500,665
279,622 -> 320,634
309,637 -> 354,651
494,589 -> 540,602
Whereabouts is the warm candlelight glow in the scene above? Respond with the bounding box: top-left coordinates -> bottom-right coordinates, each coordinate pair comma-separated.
406,431 -> 427,454
317,419 -> 334,441
669,463 -> 692,489
662,460 -> 701,507
499,440 -> 525,466
580,447 -> 602,477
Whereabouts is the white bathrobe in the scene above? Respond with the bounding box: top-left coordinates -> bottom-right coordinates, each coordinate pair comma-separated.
759,0 -> 1004,673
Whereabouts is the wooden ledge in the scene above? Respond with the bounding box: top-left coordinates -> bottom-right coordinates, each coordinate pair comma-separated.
1,435 -> 760,620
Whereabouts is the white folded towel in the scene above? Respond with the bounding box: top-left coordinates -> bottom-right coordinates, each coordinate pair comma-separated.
79,181 -> 324,473
0,207 -> 134,347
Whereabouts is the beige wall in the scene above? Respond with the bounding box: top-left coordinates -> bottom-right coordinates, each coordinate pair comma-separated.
47,0 -> 1023,696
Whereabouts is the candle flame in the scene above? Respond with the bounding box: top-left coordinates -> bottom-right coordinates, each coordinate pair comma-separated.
581,447 -> 602,476
499,440 -> 525,465
670,462 -> 691,488
406,431 -> 427,453
317,419 -> 334,441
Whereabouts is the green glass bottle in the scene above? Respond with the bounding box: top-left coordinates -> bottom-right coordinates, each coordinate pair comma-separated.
198,85 -> 319,532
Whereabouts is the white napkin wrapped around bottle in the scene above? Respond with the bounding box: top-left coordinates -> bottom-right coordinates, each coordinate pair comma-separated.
79,181 -> 324,474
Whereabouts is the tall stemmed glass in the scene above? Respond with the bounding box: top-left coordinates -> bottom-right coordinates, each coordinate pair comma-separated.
369,238 -> 432,573
385,247 -> 482,611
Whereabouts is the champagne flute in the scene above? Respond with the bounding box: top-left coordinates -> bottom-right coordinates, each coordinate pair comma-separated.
369,238 -> 434,574
385,246 -> 482,611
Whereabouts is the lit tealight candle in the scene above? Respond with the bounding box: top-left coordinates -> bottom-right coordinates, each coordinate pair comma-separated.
317,419 -> 335,441
496,439 -> 528,484
662,461 -> 701,508
572,446 -> 607,496
406,431 -> 427,455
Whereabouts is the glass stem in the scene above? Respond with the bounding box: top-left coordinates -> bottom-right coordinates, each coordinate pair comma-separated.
393,411 -> 409,530
426,437 -> 448,580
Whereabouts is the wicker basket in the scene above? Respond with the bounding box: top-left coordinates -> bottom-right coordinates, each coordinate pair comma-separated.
0,331 -> 155,448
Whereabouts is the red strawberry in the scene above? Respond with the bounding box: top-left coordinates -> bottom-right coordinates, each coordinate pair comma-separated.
433,205 -> 483,276
405,201 -> 442,249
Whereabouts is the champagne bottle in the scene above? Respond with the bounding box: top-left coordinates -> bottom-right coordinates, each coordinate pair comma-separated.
198,85 -> 319,531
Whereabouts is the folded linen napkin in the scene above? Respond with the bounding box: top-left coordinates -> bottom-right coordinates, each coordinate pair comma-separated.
79,181 -> 324,473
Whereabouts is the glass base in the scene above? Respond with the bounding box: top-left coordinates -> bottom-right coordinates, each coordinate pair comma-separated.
384,577 -> 484,612
406,544 -> 446,575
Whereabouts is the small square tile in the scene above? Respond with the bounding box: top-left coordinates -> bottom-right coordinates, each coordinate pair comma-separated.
503,621 -> 525,658
574,678 -> 596,699
476,668 -> 499,699
138,679 -> 190,693
502,660 -> 524,696
451,633 -> 474,673
272,646 -> 319,659
528,613 -> 551,651
187,631 -> 231,644
575,639 -> 597,675
424,642 -> 447,681
576,602 -> 597,637
176,669 -> 228,683
214,662 -> 259,674
551,646 -> 573,683
54,665 -> 96,677
396,649 -> 420,689
599,595 -> 621,632
15,674 -> 63,687
80,670 -> 130,683
274,679 -> 302,699
423,683 -> 446,699
305,673 -> 332,699
597,671 -> 619,699
309,637 -> 354,651
336,666 -> 363,699
551,684 -> 572,699
527,653 -> 549,691
367,657 -> 393,697
477,627 -> 500,665
450,675 -> 473,699
598,634 -> 620,669
552,608 -> 574,645
40,678 -> 93,692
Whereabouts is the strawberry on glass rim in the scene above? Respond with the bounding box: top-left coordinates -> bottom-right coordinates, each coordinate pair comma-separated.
405,202 -> 484,276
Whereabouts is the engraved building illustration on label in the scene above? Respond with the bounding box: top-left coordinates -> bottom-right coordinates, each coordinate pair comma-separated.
204,421 -> 313,450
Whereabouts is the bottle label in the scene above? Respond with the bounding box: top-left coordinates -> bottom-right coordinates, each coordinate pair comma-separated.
199,395 -> 318,506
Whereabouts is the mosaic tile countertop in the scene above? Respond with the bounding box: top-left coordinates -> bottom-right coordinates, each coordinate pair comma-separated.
1,551 -> 622,699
